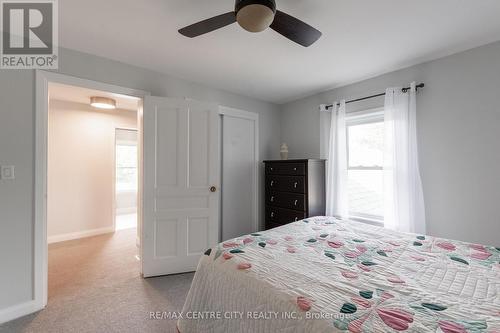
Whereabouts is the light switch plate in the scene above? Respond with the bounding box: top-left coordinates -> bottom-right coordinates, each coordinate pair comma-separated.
1,165 -> 15,180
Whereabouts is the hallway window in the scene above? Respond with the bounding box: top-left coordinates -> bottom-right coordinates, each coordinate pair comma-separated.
115,129 -> 138,192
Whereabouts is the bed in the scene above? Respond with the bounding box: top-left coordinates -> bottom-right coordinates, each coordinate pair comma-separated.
177,216 -> 500,332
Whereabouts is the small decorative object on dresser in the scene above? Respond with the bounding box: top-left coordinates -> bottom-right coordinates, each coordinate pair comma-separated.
264,159 -> 325,230
280,143 -> 289,160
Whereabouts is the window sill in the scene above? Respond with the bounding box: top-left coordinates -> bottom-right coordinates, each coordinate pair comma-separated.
349,215 -> 384,227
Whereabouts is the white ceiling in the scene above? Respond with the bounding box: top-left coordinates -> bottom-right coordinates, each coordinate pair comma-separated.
59,0 -> 500,104
49,82 -> 140,111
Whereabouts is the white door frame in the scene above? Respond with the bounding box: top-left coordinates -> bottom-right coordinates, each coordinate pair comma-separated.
219,106 -> 259,234
34,70 -> 149,311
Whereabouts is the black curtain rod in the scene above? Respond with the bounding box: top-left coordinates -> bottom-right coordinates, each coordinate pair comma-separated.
325,83 -> 425,109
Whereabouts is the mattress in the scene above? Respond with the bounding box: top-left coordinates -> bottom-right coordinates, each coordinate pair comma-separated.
177,217 -> 500,332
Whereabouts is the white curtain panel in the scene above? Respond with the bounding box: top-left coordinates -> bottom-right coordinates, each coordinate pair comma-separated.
326,100 -> 348,217
383,82 -> 426,233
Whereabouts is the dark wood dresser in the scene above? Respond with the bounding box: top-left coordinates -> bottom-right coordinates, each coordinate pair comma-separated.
264,159 -> 326,230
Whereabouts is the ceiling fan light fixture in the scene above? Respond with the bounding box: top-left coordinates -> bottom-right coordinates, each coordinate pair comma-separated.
90,96 -> 116,109
236,0 -> 276,33
178,0 -> 322,47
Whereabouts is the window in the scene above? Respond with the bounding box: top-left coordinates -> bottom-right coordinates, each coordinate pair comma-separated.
115,129 -> 138,192
346,110 -> 384,221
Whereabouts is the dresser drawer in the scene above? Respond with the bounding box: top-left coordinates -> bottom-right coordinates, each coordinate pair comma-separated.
267,192 -> 305,211
265,221 -> 284,230
266,175 -> 306,193
266,206 -> 306,225
266,162 -> 305,176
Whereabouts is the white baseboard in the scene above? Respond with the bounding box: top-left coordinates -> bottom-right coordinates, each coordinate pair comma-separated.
0,300 -> 43,325
48,226 -> 115,244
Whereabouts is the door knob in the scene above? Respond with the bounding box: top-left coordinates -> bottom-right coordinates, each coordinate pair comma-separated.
209,186 -> 217,192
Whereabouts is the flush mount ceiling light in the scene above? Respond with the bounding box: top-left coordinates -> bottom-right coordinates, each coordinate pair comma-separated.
90,96 -> 116,109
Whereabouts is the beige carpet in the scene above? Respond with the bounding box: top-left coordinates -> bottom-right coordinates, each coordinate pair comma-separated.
0,229 -> 193,333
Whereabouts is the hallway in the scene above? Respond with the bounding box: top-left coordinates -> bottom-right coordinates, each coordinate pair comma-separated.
0,229 -> 193,333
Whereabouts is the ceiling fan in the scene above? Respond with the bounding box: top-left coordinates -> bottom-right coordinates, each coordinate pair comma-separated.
178,0 -> 322,47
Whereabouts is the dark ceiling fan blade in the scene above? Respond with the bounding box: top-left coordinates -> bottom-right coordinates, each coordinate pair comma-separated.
179,12 -> 236,38
270,10 -> 322,47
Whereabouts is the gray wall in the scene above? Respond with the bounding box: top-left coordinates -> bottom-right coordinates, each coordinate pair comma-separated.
0,48 -> 281,311
281,41 -> 500,247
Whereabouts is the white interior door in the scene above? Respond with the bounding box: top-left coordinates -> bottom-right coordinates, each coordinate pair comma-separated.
221,108 -> 259,241
142,96 -> 219,277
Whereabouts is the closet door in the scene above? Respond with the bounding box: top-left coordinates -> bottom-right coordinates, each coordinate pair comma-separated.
221,108 -> 259,241
142,97 -> 219,277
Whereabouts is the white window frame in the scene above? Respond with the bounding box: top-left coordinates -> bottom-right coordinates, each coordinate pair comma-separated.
346,107 -> 385,225
115,128 -> 139,193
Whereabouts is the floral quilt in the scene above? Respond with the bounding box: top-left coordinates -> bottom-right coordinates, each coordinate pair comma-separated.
178,217 -> 500,333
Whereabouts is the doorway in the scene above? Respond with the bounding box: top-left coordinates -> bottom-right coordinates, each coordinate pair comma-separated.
46,82 -> 141,303
35,71 -> 148,309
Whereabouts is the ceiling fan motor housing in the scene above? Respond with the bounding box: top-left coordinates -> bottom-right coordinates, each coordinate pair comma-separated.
235,0 -> 276,33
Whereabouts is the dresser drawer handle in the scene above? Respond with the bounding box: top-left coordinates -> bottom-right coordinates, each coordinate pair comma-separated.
270,212 -> 275,218
270,167 -> 274,171
294,182 -> 298,188
293,167 -> 297,171
294,199 -> 298,206
270,196 -> 275,202
270,180 -> 274,187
